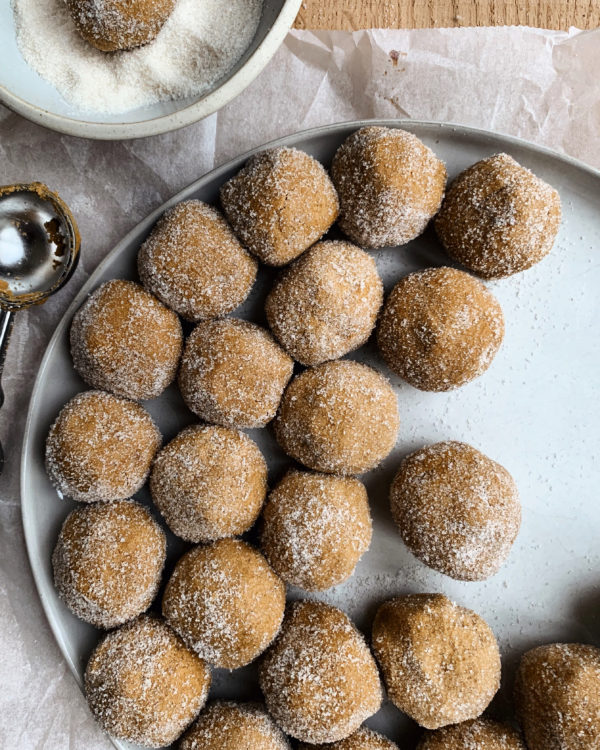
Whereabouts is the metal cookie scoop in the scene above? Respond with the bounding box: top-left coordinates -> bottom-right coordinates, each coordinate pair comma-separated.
0,182 -> 80,474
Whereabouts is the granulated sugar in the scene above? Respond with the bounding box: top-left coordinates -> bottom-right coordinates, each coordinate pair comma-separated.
12,0 -> 263,113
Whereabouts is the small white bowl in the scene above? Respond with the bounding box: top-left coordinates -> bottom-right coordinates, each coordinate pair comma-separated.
0,0 -> 302,140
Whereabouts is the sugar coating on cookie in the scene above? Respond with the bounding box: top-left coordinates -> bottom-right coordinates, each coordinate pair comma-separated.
70,279 -> 182,401
372,594 -> 501,729
45,390 -> 161,503
138,200 -> 257,322
417,718 -> 525,749
220,147 -> 339,266
150,424 -> 267,543
265,240 -> 383,365
299,726 -> 401,749
259,600 -> 382,744
53,500 -> 166,628
390,441 -> 521,581
377,267 -> 504,391
85,616 -> 210,747
274,360 -> 399,475
331,126 -> 446,249
435,153 -> 561,279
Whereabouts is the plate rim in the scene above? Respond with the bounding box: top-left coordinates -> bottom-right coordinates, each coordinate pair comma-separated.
0,0 -> 303,141
20,118 -> 600,746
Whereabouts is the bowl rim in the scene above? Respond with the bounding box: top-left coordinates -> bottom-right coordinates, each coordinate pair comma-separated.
0,0 -> 303,141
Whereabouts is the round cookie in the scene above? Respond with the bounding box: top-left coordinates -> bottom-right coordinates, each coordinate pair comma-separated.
150,424 -> 267,543
138,200 -> 257,322
331,126 -> 447,249
180,701 -> 291,750
377,266 -> 504,391
220,147 -> 339,266
274,360 -> 399,475
418,719 -> 525,749
260,469 -> 372,591
67,0 -> 176,52
390,441 -> 521,581
85,616 -> 210,747
162,538 -> 285,669
178,318 -> 293,429
515,643 -> 600,749
372,594 -> 500,729
53,500 -> 166,628
299,727 -> 400,749
70,279 -> 182,401
435,153 -> 561,279
45,390 -> 161,503
265,240 -> 383,366
259,600 -> 382,744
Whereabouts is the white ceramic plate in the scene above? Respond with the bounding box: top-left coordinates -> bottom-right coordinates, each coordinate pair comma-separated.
0,0 -> 302,140
21,121 -> 600,749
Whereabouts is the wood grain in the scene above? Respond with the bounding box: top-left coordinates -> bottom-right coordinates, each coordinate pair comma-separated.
294,1 -> 600,31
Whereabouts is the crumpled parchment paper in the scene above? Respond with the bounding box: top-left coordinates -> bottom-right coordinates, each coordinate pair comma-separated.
0,26 -> 598,749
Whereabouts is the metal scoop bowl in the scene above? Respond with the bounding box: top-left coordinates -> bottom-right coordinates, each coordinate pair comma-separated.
0,182 -> 80,474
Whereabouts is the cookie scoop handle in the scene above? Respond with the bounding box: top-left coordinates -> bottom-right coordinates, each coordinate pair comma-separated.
0,309 -> 15,475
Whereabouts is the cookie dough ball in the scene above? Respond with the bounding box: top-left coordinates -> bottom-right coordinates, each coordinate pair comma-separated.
259,600 -> 382,744
138,200 -> 257,322
377,267 -> 504,391
331,126 -> 446,249
299,727 -> 400,749
45,390 -> 161,503
178,318 -> 293,429
260,470 -> 372,591
372,594 -> 500,729
418,719 -> 525,749
180,701 -> 291,750
515,643 -> 600,749
275,360 -> 399,475
150,424 -> 267,543
70,279 -> 182,401
67,0 -> 176,52
220,147 -> 339,266
53,500 -> 166,628
435,154 -> 561,279
265,240 -> 383,366
162,538 -> 285,669
390,441 -> 521,581
85,616 -> 210,747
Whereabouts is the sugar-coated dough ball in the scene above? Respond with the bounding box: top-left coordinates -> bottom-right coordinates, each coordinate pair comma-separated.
390,441 -> 521,581
53,500 -> 166,629
70,279 -> 182,401
85,616 -> 210,748
372,594 -> 500,729
435,153 -> 561,279
418,718 -> 525,749
180,701 -> 291,750
178,318 -> 293,429
377,267 -> 504,391
515,643 -> 600,749
150,424 -> 267,543
162,538 -> 285,669
331,126 -> 446,249
220,147 -> 339,266
299,726 -> 400,749
138,200 -> 257,322
67,0 -> 176,51
259,600 -> 382,744
274,360 -> 399,475
45,390 -> 161,503
265,240 -> 383,366
260,469 -> 372,591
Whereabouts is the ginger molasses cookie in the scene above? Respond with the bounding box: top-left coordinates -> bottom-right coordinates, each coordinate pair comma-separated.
418,718 -> 525,749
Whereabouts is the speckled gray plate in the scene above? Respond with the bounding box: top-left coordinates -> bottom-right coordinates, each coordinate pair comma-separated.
21,121 -> 600,749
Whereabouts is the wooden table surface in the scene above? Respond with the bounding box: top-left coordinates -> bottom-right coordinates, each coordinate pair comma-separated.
295,1 -> 599,31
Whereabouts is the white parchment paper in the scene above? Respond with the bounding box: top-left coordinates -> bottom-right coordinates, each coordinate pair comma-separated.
0,27 -> 599,749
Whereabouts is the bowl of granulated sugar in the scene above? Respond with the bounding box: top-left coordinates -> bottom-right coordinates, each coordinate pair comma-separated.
0,0 -> 302,140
